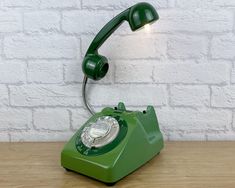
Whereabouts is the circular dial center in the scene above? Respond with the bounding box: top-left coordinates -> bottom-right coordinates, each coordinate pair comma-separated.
81,116 -> 120,148
88,122 -> 111,138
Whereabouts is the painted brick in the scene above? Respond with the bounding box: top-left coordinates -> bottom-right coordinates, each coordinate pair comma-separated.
34,108 -> 70,131
4,34 -> 79,59
62,10 -> 113,35
206,131 -> 235,141
0,85 -> 9,106
0,62 -> 26,84
0,38 -> 2,55
176,0 -> 213,9
213,0 -> 235,7
64,62 -> 85,83
2,0 -> 40,8
81,34 -> 167,59
40,0 -> 80,8
211,86 -> 235,108
232,65 -> 235,84
233,112 -> 235,131
9,85 -> 82,107
176,0 -> 235,9
158,108 -> 232,132
70,108 -> 91,130
82,0 -> 168,10
156,10 -> 233,33
88,84 -> 167,106
0,108 -> 32,130
168,132 -> 206,141
27,61 -> 63,84
115,60 -> 154,83
24,11 -> 60,32
170,85 -> 210,107
0,11 -> 22,32
0,0 -> 234,141
0,133 -> 9,142
154,61 -> 229,84
167,35 -> 208,59
211,34 -> 235,59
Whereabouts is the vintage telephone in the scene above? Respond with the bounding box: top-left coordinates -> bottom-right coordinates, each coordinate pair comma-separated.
61,2 -> 164,185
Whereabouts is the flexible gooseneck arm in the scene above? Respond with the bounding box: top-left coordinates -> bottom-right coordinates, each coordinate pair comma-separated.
82,9 -> 130,115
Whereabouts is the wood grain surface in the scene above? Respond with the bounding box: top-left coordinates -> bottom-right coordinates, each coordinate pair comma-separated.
0,142 -> 235,188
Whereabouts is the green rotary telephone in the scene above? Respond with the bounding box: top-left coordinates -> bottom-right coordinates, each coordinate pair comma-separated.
61,2 -> 164,185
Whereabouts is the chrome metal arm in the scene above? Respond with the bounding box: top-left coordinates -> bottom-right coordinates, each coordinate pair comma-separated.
82,76 -> 95,115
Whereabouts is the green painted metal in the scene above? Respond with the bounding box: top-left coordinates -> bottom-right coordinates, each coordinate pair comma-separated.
61,103 -> 164,183
82,2 -> 159,80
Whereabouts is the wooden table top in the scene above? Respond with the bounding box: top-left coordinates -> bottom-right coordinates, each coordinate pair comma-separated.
0,142 -> 235,188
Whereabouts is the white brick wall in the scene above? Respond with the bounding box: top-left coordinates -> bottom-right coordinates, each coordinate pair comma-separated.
0,85 -> 8,107
88,84 -> 167,106
0,108 -> 32,130
33,108 -> 70,131
169,85 -> 210,107
4,34 -> 79,59
167,35 -> 208,59
24,11 -> 60,33
156,10 -> 233,33
81,34 -> 167,59
153,61 -> 229,84
211,86 -> 235,108
0,0 -> 235,141
40,0 -> 80,9
0,11 -> 22,32
232,64 -> 235,83
9,85 -> 82,107
0,61 -> 26,83
2,0 -> 40,8
82,0 -> 168,10
211,34 -> 235,59
62,10 -> 113,35
27,60 -> 63,84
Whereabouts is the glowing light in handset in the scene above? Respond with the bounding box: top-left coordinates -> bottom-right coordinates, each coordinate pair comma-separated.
144,24 -> 151,32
